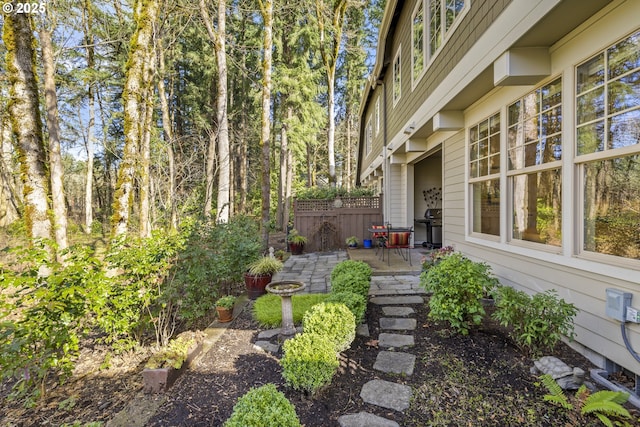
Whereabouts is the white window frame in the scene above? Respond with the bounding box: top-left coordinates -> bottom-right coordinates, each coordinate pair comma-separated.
375,97 -> 380,136
426,0 -> 468,64
411,0 -> 427,86
365,116 -> 373,155
393,45 -> 402,106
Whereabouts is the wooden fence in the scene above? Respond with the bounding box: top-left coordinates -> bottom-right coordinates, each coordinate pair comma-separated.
293,197 -> 383,252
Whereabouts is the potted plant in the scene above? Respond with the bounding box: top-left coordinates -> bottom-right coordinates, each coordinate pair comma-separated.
345,236 -> 359,248
244,256 -> 284,299
288,229 -> 307,255
274,249 -> 286,261
215,295 -> 236,323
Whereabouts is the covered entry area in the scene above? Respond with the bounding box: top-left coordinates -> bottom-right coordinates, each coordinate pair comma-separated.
412,150 -> 443,247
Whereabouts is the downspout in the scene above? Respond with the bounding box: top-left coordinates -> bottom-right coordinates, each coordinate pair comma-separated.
378,79 -> 389,223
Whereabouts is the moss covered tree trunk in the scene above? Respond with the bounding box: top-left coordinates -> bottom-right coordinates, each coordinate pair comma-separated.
259,0 -> 273,250
111,0 -> 158,237
0,112 -> 20,227
3,12 -> 52,241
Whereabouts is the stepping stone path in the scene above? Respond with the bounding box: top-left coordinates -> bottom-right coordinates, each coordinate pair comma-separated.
339,288 -> 423,427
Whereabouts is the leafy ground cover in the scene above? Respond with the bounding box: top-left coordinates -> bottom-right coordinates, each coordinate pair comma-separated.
3,295 -> 638,426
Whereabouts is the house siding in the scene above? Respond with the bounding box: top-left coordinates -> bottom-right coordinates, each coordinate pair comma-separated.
442,131 -> 466,244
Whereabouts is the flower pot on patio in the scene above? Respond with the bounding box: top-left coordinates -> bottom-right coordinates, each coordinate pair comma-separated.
244,256 -> 284,300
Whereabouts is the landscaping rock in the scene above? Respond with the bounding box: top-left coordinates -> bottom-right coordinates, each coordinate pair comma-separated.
373,351 -> 416,376
382,306 -> 415,316
253,340 -> 279,354
360,379 -> 412,411
338,411 -> 399,427
532,356 -> 585,390
378,333 -> 414,348
370,296 -> 424,305
379,318 -> 417,331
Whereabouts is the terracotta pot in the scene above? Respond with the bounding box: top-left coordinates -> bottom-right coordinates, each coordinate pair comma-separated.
289,242 -> 304,255
244,272 -> 273,300
216,306 -> 233,322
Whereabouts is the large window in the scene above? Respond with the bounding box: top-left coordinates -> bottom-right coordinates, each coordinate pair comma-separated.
469,113 -> 500,236
412,1 -> 425,83
577,29 -> 640,260
428,0 -> 465,58
508,78 -> 563,246
365,117 -> 373,155
375,97 -> 380,136
393,47 -> 402,105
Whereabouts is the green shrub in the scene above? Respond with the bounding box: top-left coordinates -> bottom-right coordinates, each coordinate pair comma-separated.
252,294 -> 329,328
421,252 -> 499,335
302,302 -> 355,352
224,383 -> 301,427
492,287 -> 577,356
281,333 -> 339,396
330,260 -> 372,283
326,291 -> 367,324
420,245 -> 454,271
330,271 -> 371,299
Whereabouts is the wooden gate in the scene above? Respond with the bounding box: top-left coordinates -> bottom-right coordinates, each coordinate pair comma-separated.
293,197 -> 383,252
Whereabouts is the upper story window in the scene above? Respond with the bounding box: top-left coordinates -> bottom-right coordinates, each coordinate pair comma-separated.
393,46 -> 402,105
412,1 -> 425,83
365,116 -> 373,155
375,97 -> 380,135
576,29 -> 640,260
469,112 -> 501,236
428,0 -> 465,58
507,78 -> 563,247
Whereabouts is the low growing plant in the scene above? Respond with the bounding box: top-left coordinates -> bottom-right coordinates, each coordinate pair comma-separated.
325,291 -> 367,324
145,335 -> 196,370
421,252 -> 499,335
215,295 -> 236,309
330,271 -> 371,299
252,294 -> 329,327
492,287 -> 578,356
247,256 -> 284,276
420,245 -> 454,271
538,374 -> 635,426
303,302 -> 356,352
224,383 -> 301,427
330,260 -> 372,283
281,332 -> 339,396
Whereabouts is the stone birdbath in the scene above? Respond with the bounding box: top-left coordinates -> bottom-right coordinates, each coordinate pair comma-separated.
265,280 -> 307,339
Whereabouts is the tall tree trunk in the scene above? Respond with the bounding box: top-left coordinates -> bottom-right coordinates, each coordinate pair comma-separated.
139,95 -> 153,238
259,0 -> 274,250
83,0 -> 95,234
111,0 -> 159,237
4,12 -> 52,242
0,113 -> 19,227
157,40 -> 178,230
199,0 -> 231,223
277,120 -> 288,230
284,107 -> 294,230
40,26 -> 69,252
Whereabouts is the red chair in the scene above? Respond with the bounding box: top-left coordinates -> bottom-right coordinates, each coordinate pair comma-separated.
370,224 -> 387,256
384,226 -> 413,266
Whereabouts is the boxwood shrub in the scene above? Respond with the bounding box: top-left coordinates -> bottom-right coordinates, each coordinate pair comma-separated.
302,302 -> 356,352
330,260 -> 372,283
325,291 -> 366,324
281,333 -> 339,396
330,271 -> 371,299
224,383 -> 301,427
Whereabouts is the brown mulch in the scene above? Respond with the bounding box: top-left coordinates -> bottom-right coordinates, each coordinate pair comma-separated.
2,297 -> 639,426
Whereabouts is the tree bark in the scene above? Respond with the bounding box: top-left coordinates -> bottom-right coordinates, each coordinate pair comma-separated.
4,12 -> 52,242
0,112 -> 19,227
259,0 -> 274,250
83,0 -> 95,234
111,0 -> 159,237
40,25 -> 69,252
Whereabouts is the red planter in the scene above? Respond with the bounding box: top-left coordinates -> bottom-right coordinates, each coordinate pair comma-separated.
244,272 -> 273,300
289,242 -> 305,255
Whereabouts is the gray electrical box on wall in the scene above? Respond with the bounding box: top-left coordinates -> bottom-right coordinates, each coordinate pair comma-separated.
606,288 -> 632,322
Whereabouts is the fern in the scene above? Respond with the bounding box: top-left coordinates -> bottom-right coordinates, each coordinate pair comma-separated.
540,374 -> 573,410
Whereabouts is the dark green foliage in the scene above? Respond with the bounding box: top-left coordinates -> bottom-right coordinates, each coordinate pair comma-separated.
0,242 -> 109,402
330,271 -> 371,299
421,252 -> 499,335
330,259 -> 372,283
326,291 -> 366,324
281,333 -> 339,396
492,287 -> 578,356
539,374 -> 635,426
224,383 -> 301,427
302,302 -> 356,352
295,187 -> 375,200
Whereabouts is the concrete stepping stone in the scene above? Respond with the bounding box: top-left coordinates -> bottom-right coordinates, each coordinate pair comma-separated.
378,333 -> 414,348
380,318 -> 417,331
360,379 -> 412,411
370,296 -> 424,305
357,323 -> 370,337
257,328 -> 281,339
382,306 -> 415,316
374,351 -> 416,376
253,341 -> 279,354
338,411 -> 399,427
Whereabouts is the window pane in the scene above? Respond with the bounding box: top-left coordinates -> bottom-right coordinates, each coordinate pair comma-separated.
542,78 -> 562,110
489,153 -> 500,175
508,101 -> 521,126
512,169 -> 562,246
584,155 -> 640,259
489,134 -> 500,156
577,88 -> 605,124
413,3 -> 425,81
472,179 -> 500,235
577,53 -> 604,94
608,70 -> 640,114
470,142 -> 478,161
577,121 -> 605,155
608,29 -> 640,80
445,0 -> 464,32
429,0 -> 441,55
524,142 -> 537,167
609,109 -> 640,150
541,106 -> 562,137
